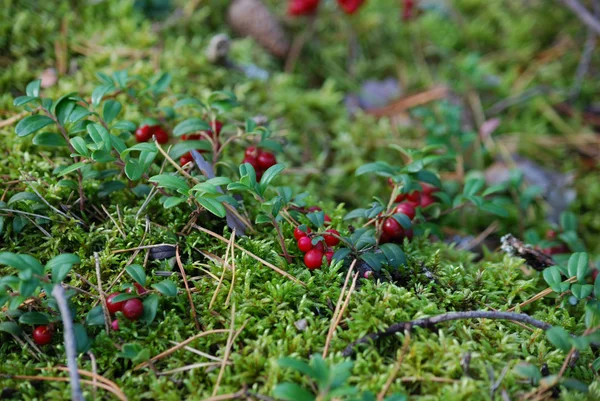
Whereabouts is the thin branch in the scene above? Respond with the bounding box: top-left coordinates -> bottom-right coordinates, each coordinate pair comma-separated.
51,284 -> 84,401
175,245 -> 201,331
94,253 -> 112,334
343,310 -> 554,357
559,0 -> 600,34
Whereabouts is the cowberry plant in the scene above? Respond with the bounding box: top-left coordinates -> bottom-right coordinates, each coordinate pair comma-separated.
274,354 -> 407,401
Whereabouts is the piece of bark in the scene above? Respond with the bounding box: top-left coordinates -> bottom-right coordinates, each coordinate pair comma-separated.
500,234 -> 555,271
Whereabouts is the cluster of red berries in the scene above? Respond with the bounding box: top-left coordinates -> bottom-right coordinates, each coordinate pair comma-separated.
106,284 -> 147,330
135,124 -> 169,144
294,226 -> 340,270
380,181 -> 439,244
288,0 -> 365,16
242,146 -> 277,180
180,121 -> 223,166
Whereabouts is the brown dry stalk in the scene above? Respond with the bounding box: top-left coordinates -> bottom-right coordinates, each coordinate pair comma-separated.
43,367 -> 127,400
209,230 -> 236,310
366,87 -> 448,117
377,330 -> 411,401
225,231 -> 237,307
101,204 -> 127,239
0,375 -> 127,401
323,260 -> 358,357
212,304 -> 237,397
507,276 -> 577,312
194,225 -> 305,286
175,245 -> 201,331
157,362 -> 223,376
134,329 -> 231,370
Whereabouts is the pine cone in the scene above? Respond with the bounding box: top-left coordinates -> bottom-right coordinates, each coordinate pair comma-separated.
227,0 -> 290,58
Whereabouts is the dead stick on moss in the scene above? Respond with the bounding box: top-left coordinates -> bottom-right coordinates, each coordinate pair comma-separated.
51,284 -> 84,401
323,261 -> 358,358
212,304 -> 236,397
175,245 -> 201,331
193,225 -> 305,286
43,367 -> 127,400
0,375 -> 126,401
94,253 -> 112,334
377,330 -> 411,401
507,276 -> 577,312
134,329 -> 231,370
343,311 -> 554,357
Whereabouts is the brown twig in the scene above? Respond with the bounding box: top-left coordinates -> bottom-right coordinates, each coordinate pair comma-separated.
175,245 -> 201,331
343,311 -> 554,357
377,330 -> 411,401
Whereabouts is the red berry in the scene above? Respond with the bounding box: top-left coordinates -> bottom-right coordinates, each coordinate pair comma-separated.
324,229 -> 340,247
211,121 -> 223,136
242,156 -> 259,170
127,283 -> 149,295
545,230 -> 557,240
394,203 -> 416,220
337,0 -> 365,15
294,226 -> 310,240
257,151 -> 277,170
324,214 -> 332,225
180,152 -> 194,166
380,231 -> 392,244
420,193 -> 435,208
245,146 -> 259,158
307,206 -> 322,212
421,182 -> 438,195
153,126 -> 169,144
593,269 -> 599,281
388,177 -> 395,187
256,171 -> 264,181
111,319 -> 119,331
297,236 -> 313,253
325,251 -> 334,265
313,240 -> 325,252
182,133 -> 201,141
403,0 -> 415,21
406,191 -> 421,206
33,325 -> 52,346
304,249 -> 323,270
383,218 -> 404,239
122,298 -> 144,321
106,292 -> 125,314
288,0 -> 320,16
135,125 -> 151,142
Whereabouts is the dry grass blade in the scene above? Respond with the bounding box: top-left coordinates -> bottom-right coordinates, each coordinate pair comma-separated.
43,367 -> 127,400
158,362 -> 222,376
366,86 -> 448,117
209,230 -> 236,310
507,276 -> 577,312
377,330 -> 411,401
134,329 -> 231,370
101,204 -> 127,239
176,245 -> 201,330
212,304 -> 237,397
168,341 -> 227,363
193,225 -> 305,286
225,232 -> 237,307
0,375 -> 128,401
94,253 -> 112,334
200,389 -> 245,401
323,260 -> 358,357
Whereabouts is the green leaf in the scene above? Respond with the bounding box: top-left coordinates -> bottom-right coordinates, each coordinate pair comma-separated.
73,323 -> 91,353
68,106 -> 92,123
360,252 -> 384,272
546,326 -> 572,352
592,357 -> 600,372
54,97 -> 76,125
174,97 -> 204,109
152,280 -> 177,297
273,383 -> 315,401
379,243 -> 406,268
19,312 -> 50,325
112,70 -> 128,88
392,213 -> 412,229
126,264 -> 146,286
57,162 -> 88,177
163,197 -> 186,208
26,80 -> 41,97
560,212 -> 577,232
112,293 -> 139,303
140,294 -> 159,325
344,208 -> 367,220
480,202 -> 508,217
278,357 -> 315,377
98,181 -> 126,198
307,211 -> 325,228
0,321 -> 21,336
102,100 -> 122,124
356,162 -> 396,177
86,305 -> 105,326
197,196 -> 226,218
113,120 -> 137,132
33,132 -> 67,147
152,72 -> 172,94
543,266 -> 562,286
46,253 -> 80,283
463,177 -> 485,196
571,284 -> 593,300
87,123 -> 111,152
91,83 -> 114,107
14,96 -> 38,106
70,137 -> 89,157
259,163 -> 285,191
15,115 -> 55,137
149,174 -> 190,194
7,192 -> 40,205
173,118 -> 210,137
415,170 -> 441,188
168,141 -> 212,158
568,252 -> 589,283
514,363 -> 542,380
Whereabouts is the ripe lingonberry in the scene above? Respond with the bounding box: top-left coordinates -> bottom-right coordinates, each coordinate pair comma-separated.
242,156 -> 259,170
313,240 -> 325,252
304,249 -> 323,270
403,0 -> 415,21
294,226 -> 310,240
420,193 -> 435,208
421,182 -> 438,195
337,0 -> 365,14
257,151 -> 277,170
383,217 -> 404,239
307,206 -> 322,212
33,325 -> 52,345
324,214 -> 332,224
111,319 -> 119,331
106,292 -> 125,314
324,229 -> 340,246
297,236 -> 313,253
127,283 -> 149,295
288,0 -> 320,16
211,121 -> 223,135
135,125 -> 151,142
545,230 -> 557,240
325,251 -> 334,265
394,203 -> 416,220
153,126 -> 169,144
380,231 -> 392,244
122,298 -> 144,321
406,191 -> 421,206
245,146 -> 259,158
180,152 -> 194,166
